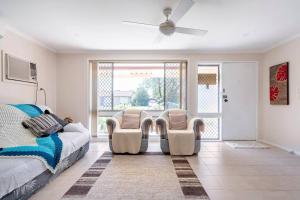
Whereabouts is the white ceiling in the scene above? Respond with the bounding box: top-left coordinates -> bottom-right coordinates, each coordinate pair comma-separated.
0,0 -> 300,52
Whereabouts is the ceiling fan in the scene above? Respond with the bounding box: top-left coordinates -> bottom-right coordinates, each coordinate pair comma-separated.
123,0 -> 207,41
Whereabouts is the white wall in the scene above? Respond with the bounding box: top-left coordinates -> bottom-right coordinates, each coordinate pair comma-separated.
56,52 -> 262,128
0,29 -> 57,111
259,37 -> 300,153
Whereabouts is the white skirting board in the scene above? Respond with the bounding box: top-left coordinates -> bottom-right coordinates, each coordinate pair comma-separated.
225,141 -> 269,149
258,139 -> 300,156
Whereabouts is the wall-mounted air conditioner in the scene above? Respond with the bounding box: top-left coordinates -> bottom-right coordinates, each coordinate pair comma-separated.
2,52 -> 37,84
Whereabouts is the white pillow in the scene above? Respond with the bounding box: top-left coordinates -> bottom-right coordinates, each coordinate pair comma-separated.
64,123 -> 89,133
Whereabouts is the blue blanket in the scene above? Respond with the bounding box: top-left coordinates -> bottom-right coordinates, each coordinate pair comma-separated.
0,104 -> 63,173
13,104 -> 44,117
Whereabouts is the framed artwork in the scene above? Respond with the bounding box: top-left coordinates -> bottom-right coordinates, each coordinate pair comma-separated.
269,62 -> 289,105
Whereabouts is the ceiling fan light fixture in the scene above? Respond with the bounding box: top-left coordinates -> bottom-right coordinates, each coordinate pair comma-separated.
159,20 -> 175,36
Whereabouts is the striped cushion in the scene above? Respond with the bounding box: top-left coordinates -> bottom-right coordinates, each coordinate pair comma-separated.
22,114 -> 63,137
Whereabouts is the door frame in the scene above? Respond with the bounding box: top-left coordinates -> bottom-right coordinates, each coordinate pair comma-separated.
197,61 -> 259,141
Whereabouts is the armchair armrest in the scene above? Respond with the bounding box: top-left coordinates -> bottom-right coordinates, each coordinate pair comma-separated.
156,117 -> 169,139
141,117 -> 153,139
188,118 -> 204,140
106,117 -> 120,138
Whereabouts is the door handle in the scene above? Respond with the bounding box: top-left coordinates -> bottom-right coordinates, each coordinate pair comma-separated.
223,94 -> 228,103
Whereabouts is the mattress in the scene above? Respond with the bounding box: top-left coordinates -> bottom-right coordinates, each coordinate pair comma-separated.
0,131 -> 90,199
59,131 -> 90,159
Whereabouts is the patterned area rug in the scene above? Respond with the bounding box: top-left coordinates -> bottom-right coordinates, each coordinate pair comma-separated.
62,152 -> 209,200
172,156 -> 210,199
63,151 -> 113,198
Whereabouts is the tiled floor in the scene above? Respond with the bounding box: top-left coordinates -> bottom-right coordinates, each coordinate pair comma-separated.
30,141 -> 300,200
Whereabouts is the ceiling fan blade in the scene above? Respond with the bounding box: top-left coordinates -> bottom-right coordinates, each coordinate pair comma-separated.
170,0 -> 195,23
122,21 -> 158,29
175,27 -> 208,36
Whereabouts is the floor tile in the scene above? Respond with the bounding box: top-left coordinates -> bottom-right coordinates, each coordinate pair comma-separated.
28,141 -> 300,200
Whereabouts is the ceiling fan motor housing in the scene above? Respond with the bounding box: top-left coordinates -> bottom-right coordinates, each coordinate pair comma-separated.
159,20 -> 175,36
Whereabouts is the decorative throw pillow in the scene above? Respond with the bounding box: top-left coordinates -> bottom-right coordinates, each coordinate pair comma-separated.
121,114 -> 140,129
169,113 -> 187,130
22,114 -> 63,137
45,110 -> 68,127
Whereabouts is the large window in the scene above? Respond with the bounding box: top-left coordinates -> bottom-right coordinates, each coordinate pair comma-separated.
113,63 -> 165,110
97,62 -> 186,111
94,61 -> 187,135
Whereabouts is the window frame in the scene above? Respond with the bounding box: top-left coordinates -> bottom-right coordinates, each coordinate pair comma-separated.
96,60 -> 188,112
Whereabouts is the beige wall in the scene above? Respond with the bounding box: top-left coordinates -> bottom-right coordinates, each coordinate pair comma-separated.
0,30 -> 57,111
259,38 -> 300,153
56,52 -> 262,128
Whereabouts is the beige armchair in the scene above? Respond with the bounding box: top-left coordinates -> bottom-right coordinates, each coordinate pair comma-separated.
156,109 -> 204,155
106,109 -> 152,154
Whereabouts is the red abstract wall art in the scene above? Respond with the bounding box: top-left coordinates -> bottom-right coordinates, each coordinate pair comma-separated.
269,62 -> 289,105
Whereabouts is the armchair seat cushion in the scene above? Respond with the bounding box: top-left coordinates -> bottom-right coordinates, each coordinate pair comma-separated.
112,129 -> 142,154
167,130 -> 195,155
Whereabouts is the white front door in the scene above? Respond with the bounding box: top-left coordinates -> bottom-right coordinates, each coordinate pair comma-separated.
221,62 -> 258,140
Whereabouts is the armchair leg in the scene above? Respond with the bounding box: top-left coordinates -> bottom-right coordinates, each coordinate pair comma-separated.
139,139 -> 149,153
160,139 -> 170,154
194,139 -> 201,154
109,139 -> 114,153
